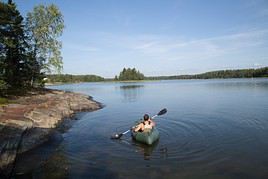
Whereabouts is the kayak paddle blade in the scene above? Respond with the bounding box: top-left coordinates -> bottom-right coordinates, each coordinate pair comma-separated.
110,133 -> 123,139
157,108 -> 167,116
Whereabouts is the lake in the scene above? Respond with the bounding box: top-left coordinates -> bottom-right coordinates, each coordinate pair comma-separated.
14,78 -> 268,179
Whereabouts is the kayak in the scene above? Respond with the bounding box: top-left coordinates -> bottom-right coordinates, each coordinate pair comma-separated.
131,127 -> 160,145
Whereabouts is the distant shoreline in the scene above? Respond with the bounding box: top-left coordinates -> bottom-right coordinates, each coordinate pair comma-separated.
45,76 -> 268,86
45,66 -> 268,84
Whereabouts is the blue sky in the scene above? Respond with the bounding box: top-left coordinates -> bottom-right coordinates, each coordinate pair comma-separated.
15,0 -> 268,77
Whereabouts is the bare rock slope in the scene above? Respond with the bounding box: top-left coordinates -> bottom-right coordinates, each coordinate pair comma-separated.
0,89 -> 101,178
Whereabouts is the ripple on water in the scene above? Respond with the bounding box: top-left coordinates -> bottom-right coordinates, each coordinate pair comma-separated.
57,109 -> 268,171
96,116 -> 221,164
14,79 -> 268,178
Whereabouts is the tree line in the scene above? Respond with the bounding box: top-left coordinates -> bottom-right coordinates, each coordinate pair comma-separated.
44,67 -> 267,84
0,0 -> 64,96
145,67 -> 268,80
47,74 -> 104,83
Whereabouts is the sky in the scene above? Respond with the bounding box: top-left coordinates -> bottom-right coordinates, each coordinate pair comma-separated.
14,0 -> 268,77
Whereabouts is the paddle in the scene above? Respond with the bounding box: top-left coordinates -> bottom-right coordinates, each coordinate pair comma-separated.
111,108 -> 167,139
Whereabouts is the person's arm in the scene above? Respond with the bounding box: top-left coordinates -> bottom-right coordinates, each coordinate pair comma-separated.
149,119 -> 156,127
134,123 -> 143,132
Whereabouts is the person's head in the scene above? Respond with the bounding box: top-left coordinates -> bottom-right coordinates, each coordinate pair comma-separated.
143,114 -> 149,121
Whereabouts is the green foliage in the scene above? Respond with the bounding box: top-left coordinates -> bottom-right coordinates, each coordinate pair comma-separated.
47,74 -> 105,83
145,67 -> 268,80
0,1 -> 64,96
0,97 -> 8,104
0,1 -> 31,90
26,4 -> 64,74
118,68 -> 144,81
0,80 -> 8,96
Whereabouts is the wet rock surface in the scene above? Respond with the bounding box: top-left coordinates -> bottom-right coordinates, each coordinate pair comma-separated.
0,89 -> 101,178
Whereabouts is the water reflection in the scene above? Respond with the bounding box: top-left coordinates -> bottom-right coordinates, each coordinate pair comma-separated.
120,84 -> 144,89
14,131 -> 69,178
133,141 -> 170,161
118,84 -> 144,102
115,138 -> 160,160
133,140 -> 159,160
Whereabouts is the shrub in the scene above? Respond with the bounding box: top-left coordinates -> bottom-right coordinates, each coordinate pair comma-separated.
0,97 -> 8,104
0,80 -> 8,96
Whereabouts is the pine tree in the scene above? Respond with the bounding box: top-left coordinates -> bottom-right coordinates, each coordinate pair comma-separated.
118,68 -> 145,81
0,0 -> 30,91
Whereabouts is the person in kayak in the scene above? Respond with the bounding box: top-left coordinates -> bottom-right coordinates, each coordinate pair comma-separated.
133,114 -> 155,132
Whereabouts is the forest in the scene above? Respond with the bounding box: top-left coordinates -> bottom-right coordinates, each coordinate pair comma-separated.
47,74 -> 104,83
146,67 -> 268,80
45,67 -> 268,84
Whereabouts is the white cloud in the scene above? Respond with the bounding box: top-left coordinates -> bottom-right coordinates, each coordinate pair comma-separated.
124,29 -> 268,61
62,29 -> 268,76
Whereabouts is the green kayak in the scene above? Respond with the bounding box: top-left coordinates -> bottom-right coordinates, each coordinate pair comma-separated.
131,127 -> 160,145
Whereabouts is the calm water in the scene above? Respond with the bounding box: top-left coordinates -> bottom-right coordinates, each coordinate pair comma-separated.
15,79 -> 268,179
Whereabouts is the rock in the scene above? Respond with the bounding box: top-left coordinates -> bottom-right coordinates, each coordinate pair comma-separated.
0,125 -> 26,179
24,108 -> 61,128
17,128 -> 52,154
2,119 -> 33,129
0,89 -> 102,178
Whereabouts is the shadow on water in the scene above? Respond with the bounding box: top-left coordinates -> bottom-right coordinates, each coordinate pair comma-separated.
14,133 -> 119,179
13,130 -> 67,178
12,115 -> 118,179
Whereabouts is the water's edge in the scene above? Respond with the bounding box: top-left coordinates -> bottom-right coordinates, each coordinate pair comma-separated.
10,79 -> 268,179
0,89 -> 102,178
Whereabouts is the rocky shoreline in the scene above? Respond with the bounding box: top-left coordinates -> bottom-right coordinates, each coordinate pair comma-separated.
0,89 -> 102,178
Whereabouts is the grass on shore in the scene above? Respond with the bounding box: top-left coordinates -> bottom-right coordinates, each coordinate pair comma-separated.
0,97 -> 8,105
